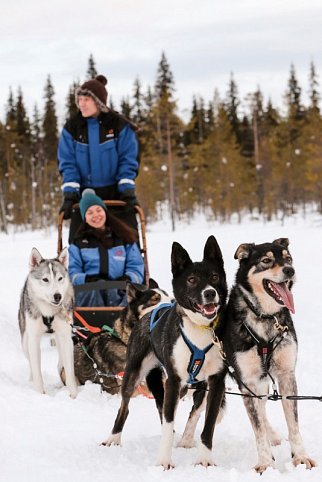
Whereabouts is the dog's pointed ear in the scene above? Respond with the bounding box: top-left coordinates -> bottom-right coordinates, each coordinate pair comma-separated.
171,242 -> 192,278
203,235 -> 224,267
57,247 -> 69,269
29,247 -> 43,270
126,282 -> 141,304
148,278 -> 159,289
273,238 -> 289,248
234,243 -> 254,261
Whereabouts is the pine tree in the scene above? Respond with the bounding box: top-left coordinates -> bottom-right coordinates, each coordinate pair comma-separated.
225,73 -> 241,143
155,51 -> 175,101
5,88 -> 16,125
153,52 -> 182,229
286,64 -> 305,124
185,96 -> 207,145
16,87 -> 31,141
120,97 -> 132,118
65,80 -> 80,119
132,77 -> 145,125
86,54 -> 98,79
42,75 -> 58,161
280,65 -> 307,211
206,101 -> 215,136
308,61 -> 320,114
41,75 -> 59,226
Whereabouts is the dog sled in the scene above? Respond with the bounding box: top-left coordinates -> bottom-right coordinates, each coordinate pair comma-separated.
58,200 -> 149,340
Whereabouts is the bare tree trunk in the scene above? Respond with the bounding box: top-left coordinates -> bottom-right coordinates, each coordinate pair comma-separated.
166,116 -> 175,231
253,110 -> 264,214
0,181 -> 8,233
31,157 -> 36,230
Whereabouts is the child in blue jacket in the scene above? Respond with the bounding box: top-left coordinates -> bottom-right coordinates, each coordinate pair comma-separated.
69,189 -> 144,307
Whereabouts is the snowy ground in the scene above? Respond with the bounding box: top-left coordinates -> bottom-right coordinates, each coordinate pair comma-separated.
1,212 -> 322,481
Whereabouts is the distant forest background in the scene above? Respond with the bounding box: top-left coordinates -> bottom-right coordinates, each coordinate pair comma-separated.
0,53 -> 321,232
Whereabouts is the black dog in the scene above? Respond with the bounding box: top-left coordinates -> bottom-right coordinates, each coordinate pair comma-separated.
223,238 -> 316,473
103,235 -> 228,469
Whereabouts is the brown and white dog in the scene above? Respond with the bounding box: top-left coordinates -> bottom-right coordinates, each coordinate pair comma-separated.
68,279 -> 171,395
223,238 -> 316,473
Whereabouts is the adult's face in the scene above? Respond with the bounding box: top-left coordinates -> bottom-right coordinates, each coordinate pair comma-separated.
78,95 -> 99,118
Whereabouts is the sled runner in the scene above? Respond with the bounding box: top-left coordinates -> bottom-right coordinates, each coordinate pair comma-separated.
58,200 -> 149,338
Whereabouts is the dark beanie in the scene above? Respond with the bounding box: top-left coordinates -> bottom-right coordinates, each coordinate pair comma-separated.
75,75 -> 108,113
79,189 -> 107,220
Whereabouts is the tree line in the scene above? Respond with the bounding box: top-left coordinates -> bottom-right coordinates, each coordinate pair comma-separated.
0,53 -> 321,232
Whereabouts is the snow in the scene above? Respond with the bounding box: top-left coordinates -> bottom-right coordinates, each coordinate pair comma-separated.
1,213 -> 322,481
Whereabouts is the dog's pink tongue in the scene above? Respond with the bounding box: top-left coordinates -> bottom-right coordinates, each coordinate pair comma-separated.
201,303 -> 217,316
272,281 -> 295,314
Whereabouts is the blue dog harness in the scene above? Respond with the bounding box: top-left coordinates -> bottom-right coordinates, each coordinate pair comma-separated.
149,302 -> 215,386
149,301 -> 176,331
179,326 -> 214,386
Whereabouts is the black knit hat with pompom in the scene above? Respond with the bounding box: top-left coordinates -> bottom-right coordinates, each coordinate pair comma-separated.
75,75 -> 108,112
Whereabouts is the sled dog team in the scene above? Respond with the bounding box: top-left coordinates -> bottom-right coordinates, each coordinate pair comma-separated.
18,236 -> 316,473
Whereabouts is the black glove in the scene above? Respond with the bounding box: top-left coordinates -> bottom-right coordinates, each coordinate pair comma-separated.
119,188 -> 140,206
85,274 -> 102,283
116,275 -> 131,281
59,192 -> 80,220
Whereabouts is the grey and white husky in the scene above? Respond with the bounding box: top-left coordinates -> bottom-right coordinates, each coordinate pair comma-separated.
18,247 -> 77,398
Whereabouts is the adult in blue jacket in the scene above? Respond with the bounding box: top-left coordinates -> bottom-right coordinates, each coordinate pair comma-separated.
69,189 -> 144,307
58,75 -> 140,239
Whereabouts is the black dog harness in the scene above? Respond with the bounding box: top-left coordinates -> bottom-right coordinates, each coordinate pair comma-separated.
42,315 -> 54,334
150,302 -> 215,386
242,321 -> 288,376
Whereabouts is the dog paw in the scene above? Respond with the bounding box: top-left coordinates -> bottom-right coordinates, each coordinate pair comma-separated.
177,436 -> 195,448
68,383 -> 78,399
254,460 -> 275,473
194,443 -> 215,467
292,454 -> 317,469
157,460 -> 175,470
101,433 -> 121,446
194,459 -> 216,468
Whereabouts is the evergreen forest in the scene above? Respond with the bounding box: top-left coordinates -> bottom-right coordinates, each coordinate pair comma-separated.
0,53 -> 321,232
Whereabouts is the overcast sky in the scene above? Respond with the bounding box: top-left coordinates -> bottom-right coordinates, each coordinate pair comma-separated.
1,0 -> 322,125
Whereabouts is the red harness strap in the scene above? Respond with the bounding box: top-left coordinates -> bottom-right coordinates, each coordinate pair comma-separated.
74,311 -> 101,333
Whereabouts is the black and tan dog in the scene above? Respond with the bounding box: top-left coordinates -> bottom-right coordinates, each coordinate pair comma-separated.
223,238 -> 316,473
103,235 -> 228,469
63,280 -> 170,395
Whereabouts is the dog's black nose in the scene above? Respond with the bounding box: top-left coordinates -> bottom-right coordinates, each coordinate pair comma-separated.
283,266 -> 295,278
54,293 -> 62,303
203,289 -> 217,303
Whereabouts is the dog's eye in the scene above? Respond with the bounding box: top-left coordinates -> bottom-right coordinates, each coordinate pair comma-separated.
58,276 -> 63,282
211,273 -> 219,282
187,276 -> 197,285
261,257 -> 272,264
285,255 -> 292,264
42,277 -> 49,283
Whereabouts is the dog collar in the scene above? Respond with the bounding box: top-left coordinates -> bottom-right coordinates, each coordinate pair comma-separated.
42,315 -> 54,334
238,286 -> 284,321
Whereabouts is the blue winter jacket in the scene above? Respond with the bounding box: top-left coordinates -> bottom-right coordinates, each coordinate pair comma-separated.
68,227 -> 144,286
58,111 -> 139,195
